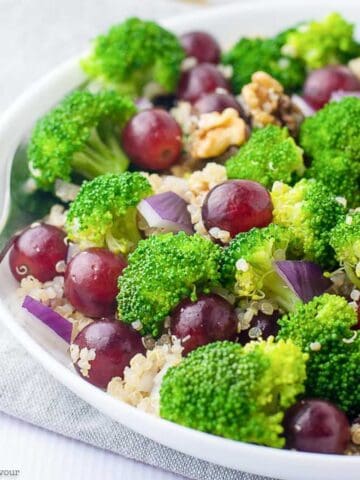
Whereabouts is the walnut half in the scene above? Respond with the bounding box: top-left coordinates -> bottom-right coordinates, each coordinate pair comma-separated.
241,71 -> 303,136
189,108 -> 248,159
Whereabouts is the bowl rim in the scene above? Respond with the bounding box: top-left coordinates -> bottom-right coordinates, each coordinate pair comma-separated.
0,1 -> 359,477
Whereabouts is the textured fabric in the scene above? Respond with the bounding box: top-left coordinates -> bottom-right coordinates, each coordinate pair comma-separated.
0,327 -> 272,480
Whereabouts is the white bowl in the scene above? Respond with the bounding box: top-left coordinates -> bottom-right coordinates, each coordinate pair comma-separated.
0,2 -> 359,479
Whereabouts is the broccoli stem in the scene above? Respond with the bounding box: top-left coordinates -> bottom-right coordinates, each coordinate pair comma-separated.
344,263 -> 360,289
263,272 -> 300,312
106,207 -> 142,254
72,127 -> 129,179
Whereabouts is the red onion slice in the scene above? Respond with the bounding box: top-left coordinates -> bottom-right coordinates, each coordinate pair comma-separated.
330,90 -> 360,102
22,295 -> 72,343
137,191 -> 194,235
291,94 -> 315,117
275,260 -> 331,304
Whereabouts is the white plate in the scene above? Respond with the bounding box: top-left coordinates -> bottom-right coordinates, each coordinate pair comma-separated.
0,2 -> 359,479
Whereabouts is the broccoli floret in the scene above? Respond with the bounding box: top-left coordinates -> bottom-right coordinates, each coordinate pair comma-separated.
283,13 -> 360,69
160,338 -> 307,447
300,97 -> 360,162
277,293 -> 360,415
222,34 -> 306,93
28,90 -> 136,191
226,125 -> 305,188
306,151 -> 360,209
330,212 -> 360,288
220,224 -> 302,312
81,17 -> 185,96
271,179 -> 345,268
117,232 -> 221,337
65,172 -> 152,254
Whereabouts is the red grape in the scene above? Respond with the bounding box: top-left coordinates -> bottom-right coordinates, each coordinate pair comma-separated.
194,92 -> 244,115
303,65 -> 360,110
9,224 -> 68,282
284,399 -> 350,454
238,311 -> 280,345
122,109 -> 182,171
170,293 -> 237,355
177,63 -> 230,103
72,318 -> 145,388
180,31 -> 221,64
64,248 -> 127,318
202,180 -> 273,240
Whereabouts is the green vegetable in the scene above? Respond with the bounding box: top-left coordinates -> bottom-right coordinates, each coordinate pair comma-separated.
222,34 -> 306,92
271,179 -> 345,268
65,172 -> 152,255
226,125 -> 304,188
160,339 -> 307,448
306,151 -> 360,209
117,232 -> 222,337
330,211 -> 360,288
300,97 -> 360,162
277,294 -> 360,415
283,12 -> 360,69
28,90 -> 136,191
220,224 -> 300,312
81,17 -> 185,96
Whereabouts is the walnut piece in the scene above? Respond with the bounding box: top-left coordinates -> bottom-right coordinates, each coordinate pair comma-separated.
241,71 -> 303,136
189,108 -> 248,159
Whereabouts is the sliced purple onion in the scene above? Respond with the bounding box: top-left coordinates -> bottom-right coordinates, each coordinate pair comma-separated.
137,191 -> 194,235
22,295 -> 72,343
330,90 -> 360,102
275,260 -> 331,304
135,97 -> 153,111
291,94 -> 315,117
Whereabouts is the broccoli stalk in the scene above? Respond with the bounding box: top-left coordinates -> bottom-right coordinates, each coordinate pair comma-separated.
160,338 -> 307,448
28,90 -> 137,191
65,172 -> 152,255
330,211 -> 360,288
71,127 -> 129,179
277,293 -> 360,415
117,232 -> 222,337
81,17 -> 185,96
220,224 -> 302,312
226,125 -> 305,188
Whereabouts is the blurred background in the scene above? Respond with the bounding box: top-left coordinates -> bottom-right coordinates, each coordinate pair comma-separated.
0,0 -> 240,113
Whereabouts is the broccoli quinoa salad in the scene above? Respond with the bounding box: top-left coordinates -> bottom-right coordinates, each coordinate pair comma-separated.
4,12 -> 360,456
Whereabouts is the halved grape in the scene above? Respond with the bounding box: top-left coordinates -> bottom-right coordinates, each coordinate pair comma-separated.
72,318 -> 145,388
238,311 -> 280,345
303,65 -> 360,110
64,248 -> 127,318
284,399 -> 350,454
177,63 -> 230,103
202,180 -> 273,240
170,293 -> 237,355
180,31 -> 221,64
9,224 -> 68,282
122,109 -> 182,171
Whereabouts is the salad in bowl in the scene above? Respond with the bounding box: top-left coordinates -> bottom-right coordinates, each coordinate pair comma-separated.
3,11 -> 360,457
